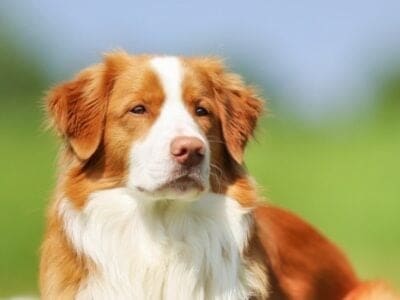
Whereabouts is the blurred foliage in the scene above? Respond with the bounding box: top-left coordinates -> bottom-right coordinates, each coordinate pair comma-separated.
0,31 -> 399,296
375,67 -> 400,118
0,30 -> 53,296
0,25 -> 48,100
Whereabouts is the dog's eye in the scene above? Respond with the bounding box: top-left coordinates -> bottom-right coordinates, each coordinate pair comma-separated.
195,106 -> 209,117
131,105 -> 146,114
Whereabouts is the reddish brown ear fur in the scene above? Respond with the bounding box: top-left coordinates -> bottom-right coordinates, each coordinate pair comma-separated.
212,68 -> 264,164
46,64 -> 109,160
46,52 -> 129,160
217,79 -> 263,163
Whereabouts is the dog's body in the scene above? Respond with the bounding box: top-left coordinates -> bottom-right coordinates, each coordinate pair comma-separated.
40,53 -> 397,299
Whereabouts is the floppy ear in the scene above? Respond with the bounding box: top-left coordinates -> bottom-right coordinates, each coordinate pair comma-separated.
46,64 -> 111,160
215,72 -> 264,164
46,51 -> 131,160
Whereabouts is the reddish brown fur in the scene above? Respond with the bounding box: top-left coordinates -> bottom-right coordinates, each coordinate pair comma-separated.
182,57 -> 264,206
40,200 -> 90,299
254,206 -> 359,299
184,57 -> 264,164
345,282 -> 399,300
41,52 -> 397,299
47,64 -> 109,161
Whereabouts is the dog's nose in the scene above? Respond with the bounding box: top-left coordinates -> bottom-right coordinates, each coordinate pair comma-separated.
170,136 -> 205,167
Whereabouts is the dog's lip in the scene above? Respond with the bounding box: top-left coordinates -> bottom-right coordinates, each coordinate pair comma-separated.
135,173 -> 205,193
160,175 -> 205,192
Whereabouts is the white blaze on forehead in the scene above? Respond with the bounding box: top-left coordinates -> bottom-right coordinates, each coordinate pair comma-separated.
148,56 -> 202,137
150,56 -> 183,103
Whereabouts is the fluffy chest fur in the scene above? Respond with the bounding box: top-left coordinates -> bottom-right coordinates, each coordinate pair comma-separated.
60,188 -> 264,299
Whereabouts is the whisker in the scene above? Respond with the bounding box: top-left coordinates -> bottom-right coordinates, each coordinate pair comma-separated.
210,163 -> 226,192
207,135 -> 225,145
208,140 -> 225,145
210,171 -> 222,192
210,163 -> 224,176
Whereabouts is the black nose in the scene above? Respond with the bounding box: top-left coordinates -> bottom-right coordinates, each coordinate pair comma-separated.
170,136 -> 205,167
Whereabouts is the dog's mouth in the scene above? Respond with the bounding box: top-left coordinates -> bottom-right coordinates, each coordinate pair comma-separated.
159,173 -> 205,192
135,169 -> 207,196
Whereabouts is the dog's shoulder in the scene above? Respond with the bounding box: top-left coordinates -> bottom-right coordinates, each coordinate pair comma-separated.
253,205 -> 359,299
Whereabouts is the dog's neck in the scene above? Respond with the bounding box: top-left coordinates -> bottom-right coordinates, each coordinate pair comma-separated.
59,188 -> 267,299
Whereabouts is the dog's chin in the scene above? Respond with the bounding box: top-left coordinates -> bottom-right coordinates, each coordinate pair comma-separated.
130,174 -> 209,203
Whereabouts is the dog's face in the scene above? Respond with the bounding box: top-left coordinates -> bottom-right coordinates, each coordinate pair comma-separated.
47,52 -> 263,204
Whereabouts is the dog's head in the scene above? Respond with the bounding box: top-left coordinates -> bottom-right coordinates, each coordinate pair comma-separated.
47,52 -> 263,205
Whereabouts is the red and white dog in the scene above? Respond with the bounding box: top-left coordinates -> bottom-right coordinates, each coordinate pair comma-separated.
40,52 -> 397,299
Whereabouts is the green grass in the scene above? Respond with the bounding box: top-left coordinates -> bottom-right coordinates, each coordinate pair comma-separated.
0,104 -> 399,296
0,100 -> 57,296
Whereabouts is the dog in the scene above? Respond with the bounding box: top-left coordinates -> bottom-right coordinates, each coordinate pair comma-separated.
40,51 -> 398,299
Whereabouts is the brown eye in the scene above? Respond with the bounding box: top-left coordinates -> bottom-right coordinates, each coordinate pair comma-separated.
195,106 -> 209,117
131,105 -> 146,114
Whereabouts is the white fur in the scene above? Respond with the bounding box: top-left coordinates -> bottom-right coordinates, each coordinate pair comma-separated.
60,189 -> 263,299
127,56 -> 210,201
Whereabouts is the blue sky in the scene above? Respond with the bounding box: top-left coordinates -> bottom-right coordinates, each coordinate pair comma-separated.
1,0 -> 400,118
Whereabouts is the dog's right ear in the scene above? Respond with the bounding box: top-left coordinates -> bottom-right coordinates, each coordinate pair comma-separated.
46,51 -> 130,160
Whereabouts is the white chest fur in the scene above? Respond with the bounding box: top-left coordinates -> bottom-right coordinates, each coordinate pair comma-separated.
60,188 -> 264,299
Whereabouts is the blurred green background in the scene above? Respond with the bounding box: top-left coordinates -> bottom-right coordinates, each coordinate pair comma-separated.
0,1 -> 399,297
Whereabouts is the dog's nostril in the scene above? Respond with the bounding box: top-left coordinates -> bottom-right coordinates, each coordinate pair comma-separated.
170,136 -> 205,167
196,146 -> 205,156
172,146 -> 188,157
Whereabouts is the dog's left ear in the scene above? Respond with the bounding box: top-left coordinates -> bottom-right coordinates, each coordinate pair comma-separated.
214,70 -> 264,164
